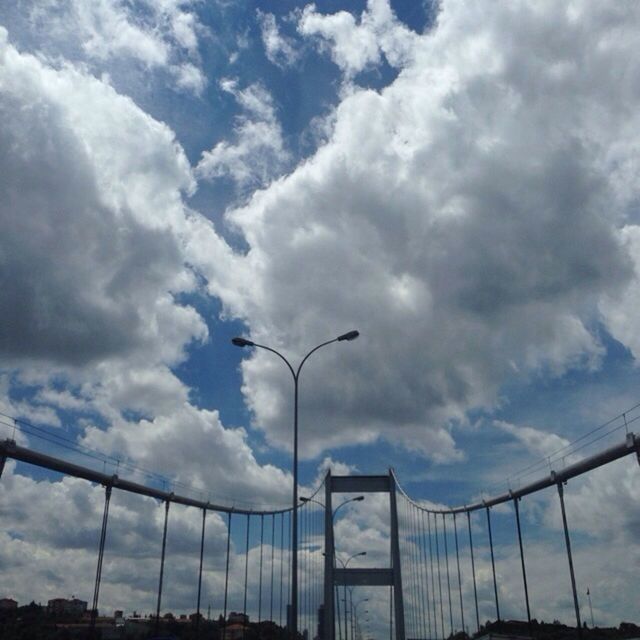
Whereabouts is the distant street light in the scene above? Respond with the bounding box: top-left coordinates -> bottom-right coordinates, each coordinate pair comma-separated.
318,496 -> 365,640
300,494 -> 364,522
232,330 -> 360,636
332,495 -> 364,521
336,552 -> 366,640
352,596 -> 369,640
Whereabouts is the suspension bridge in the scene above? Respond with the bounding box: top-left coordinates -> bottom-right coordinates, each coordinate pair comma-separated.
0,410 -> 639,640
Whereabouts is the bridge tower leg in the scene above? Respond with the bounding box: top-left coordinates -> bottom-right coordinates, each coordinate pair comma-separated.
323,471 -> 404,640
389,472 -> 406,640
324,471 -> 335,640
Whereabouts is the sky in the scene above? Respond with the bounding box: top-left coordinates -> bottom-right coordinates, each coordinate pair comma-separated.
0,0 -> 639,634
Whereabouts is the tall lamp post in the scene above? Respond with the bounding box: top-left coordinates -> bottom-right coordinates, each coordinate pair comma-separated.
232,329 -> 360,637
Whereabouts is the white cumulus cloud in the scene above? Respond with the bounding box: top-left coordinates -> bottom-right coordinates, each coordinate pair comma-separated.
207,0 -> 640,463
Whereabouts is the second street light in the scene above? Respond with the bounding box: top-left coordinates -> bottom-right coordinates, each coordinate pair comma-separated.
337,551 -> 366,640
314,496 -> 366,640
352,596 -> 369,640
232,329 -> 360,636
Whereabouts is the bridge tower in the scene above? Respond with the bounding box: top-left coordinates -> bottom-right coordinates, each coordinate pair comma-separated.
323,470 -> 405,640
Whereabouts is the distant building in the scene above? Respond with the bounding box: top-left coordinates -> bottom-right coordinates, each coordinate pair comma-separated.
224,612 -> 250,640
0,598 -> 18,611
224,622 -> 248,640
47,598 -> 88,616
228,612 -> 249,625
476,634 -> 532,640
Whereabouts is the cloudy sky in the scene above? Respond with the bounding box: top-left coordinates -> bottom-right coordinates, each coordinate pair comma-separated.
0,0 -> 639,633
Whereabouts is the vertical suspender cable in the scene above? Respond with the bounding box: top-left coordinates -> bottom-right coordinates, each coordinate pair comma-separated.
308,508 -> 312,636
310,507 -> 314,636
336,571 -> 343,640
308,509 -> 311,636
419,510 -> 432,640
414,505 -> 426,640
434,513 -> 445,638
343,579 -> 349,640
301,505 -> 306,634
155,498 -> 171,636
319,506 -> 323,633
442,514 -> 454,635
271,514 -> 276,623
288,511 -> 292,628
466,511 -> 480,634
411,505 -> 424,638
513,497 -> 531,629
305,506 -> 310,635
312,506 -> 317,636
91,483 -> 112,634
389,584 -> 394,640
557,482 -> 583,639
412,504 -> 421,639
196,508 -> 207,639
486,507 -> 500,621
289,511 -> 293,630
427,513 -> 438,640
418,507 -> 428,640
259,515 -> 265,629
453,513 -> 465,636
223,512 -> 232,635
403,500 -> 414,637
280,512 -> 284,630
408,500 -> 419,638
243,514 -> 251,640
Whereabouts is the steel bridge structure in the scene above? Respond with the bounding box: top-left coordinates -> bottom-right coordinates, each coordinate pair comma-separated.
1,430 -> 639,640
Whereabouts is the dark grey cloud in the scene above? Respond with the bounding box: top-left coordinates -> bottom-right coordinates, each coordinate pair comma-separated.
0,28 -> 205,368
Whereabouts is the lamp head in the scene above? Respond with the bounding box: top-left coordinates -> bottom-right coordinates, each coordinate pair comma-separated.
337,330 -> 360,342
232,337 -> 255,347
355,496 -> 365,502
300,497 -> 310,503
358,551 -> 367,557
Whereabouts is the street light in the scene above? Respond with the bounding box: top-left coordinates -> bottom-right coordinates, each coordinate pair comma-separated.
336,552 -> 366,640
300,494 -> 364,521
332,495 -> 364,521
355,610 -> 369,640
232,330 -> 360,636
352,596 -> 368,640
